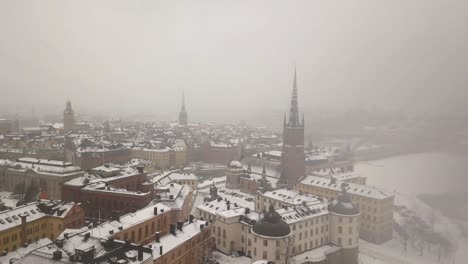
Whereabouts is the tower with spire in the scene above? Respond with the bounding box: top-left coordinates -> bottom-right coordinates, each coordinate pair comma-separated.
63,99 -> 75,133
178,91 -> 188,126
279,68 -> 306,186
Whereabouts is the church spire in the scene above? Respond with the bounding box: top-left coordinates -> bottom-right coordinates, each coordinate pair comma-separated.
181,91 -> 186,112
179,91 -> 188,126
288,67 -> 300,127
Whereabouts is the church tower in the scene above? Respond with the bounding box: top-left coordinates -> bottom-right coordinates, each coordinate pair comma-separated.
279,68 -> 305,186
63,100 -> 75,133
178,91 -> 188,126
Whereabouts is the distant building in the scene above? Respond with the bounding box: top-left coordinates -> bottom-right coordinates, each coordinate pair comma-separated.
62,165 -> 152,220
77,145 -> 131,170
63,100 -> 75,133
178,91 -> 188,126
131,141 -> 187,170
225,160 -> 243,189
3,157 -> 84,200
0,119 -> 13,134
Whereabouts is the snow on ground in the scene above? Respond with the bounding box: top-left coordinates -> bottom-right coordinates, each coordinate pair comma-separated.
359,192 -> 467,264
210,250 -> 253,264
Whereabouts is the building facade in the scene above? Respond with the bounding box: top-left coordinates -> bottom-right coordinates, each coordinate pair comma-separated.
3,158 -> 84,200
297,175 -> 394,244
0,201 -> 84,253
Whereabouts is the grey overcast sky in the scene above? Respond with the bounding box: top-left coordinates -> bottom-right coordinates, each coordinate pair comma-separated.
1,0 -> 467,117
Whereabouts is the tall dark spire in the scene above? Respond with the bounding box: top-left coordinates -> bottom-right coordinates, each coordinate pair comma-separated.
179,91 -> 188,126
288,67 -> 300,127
181,91 -> 186,112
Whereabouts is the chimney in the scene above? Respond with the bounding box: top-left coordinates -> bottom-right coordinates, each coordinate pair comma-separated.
52,250 -> 62,260
107,237 -> 114,247
153,207 -> 158,215
189,215 -> 194,224
169,224 -> 176,236
55,239 -> 64,248
159,246 -> 163,256
176,221 -> 183,231
137,166 -> 144,174
155,232 -> 160,243
111,211 -> 120,222
138,245 -> 144,261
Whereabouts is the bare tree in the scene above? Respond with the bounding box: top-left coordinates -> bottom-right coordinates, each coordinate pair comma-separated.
278,236 -> 296,264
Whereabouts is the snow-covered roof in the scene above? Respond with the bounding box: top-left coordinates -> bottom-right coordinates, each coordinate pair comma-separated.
8,157 -> 83,177
276,201 -> 329,225
300,175 -> 392,200
0,238 -> 52,264
90,203 -> 171,239
150,220 -> 209,260
263,188 -> 322,206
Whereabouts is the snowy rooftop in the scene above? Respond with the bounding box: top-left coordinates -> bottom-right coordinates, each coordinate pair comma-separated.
154,183 -> 192,210
7,157 -> 83,177
0,201 -> 77,232
262,188 -> 322,206
90,203 -> 171,239
82,182 -> 149,197
20,233 -> 152,264
150,220 -> 208,260
65,167 -> 142,187
276,201 -> 329,225
300,175 -> 392,200
149,171 -> 197,186
0,238 -> 52,264
197,199 -> 243,216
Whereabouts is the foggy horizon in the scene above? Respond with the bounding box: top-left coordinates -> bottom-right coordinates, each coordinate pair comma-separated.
2,0 -> 468,119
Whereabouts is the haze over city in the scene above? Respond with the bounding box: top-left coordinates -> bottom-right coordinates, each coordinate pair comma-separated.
0,1 -> 468,264
1,0 -> 468,120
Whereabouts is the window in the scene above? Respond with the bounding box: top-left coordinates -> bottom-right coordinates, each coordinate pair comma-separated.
338,238 -> 342,245
348,238 -> 352,246
338,226 -> 342,234
263,251 -> 267,259
263,240 -> 268,246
